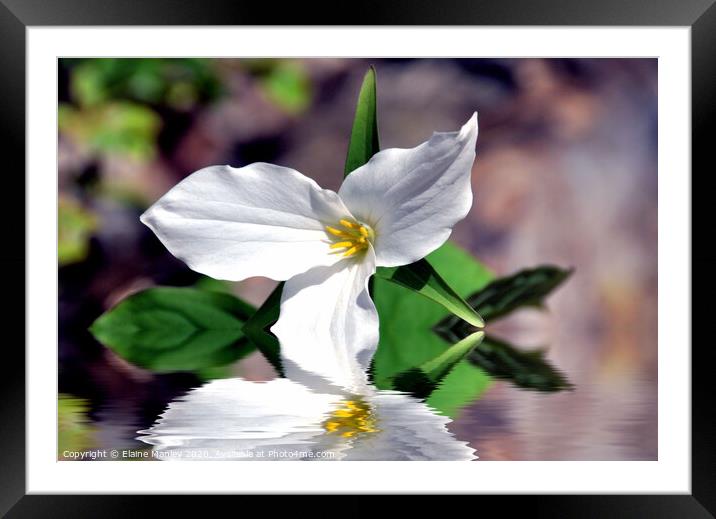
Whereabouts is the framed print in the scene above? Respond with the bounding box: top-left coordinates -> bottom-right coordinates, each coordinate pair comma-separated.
2,0 -> 711,512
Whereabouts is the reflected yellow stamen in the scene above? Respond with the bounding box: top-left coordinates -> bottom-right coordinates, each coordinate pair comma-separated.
322,398 -> 379,438
325,218 -> 375,258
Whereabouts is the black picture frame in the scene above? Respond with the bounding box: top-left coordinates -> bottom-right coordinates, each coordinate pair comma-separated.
2,0 -> 711,514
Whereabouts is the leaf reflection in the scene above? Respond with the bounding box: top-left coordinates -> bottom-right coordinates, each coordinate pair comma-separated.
468,336 -> 573,392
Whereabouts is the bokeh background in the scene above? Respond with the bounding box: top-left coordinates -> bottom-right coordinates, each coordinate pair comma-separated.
58,58 -> 657,460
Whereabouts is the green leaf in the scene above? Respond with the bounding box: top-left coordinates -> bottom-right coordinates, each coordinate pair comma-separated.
373,243 -> 492,386
344,66 -> 379,176
421,331 -> 484,380
435,265 -> 572,335
467,265 -> 572,321
67,58 -> 222,109
390,331 -> 484,398
372,242 -> 493,406
425,362 -> 492,419
90,287 -> 256,373
469,335 -> 573,392
376,260 -> 484,329
241,283 -> 284,375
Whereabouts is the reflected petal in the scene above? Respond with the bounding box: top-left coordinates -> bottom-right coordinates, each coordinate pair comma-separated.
139,378 -> 343,460
138,378 -> 476,461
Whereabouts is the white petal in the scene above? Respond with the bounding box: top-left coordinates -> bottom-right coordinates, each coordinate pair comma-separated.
141,164 -> 351,281
338,114 -> 478,267
271,248 -> 378,392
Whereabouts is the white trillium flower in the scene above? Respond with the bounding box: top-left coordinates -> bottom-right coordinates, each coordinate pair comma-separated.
141,114 -> 478,391
139,377 -> 476,461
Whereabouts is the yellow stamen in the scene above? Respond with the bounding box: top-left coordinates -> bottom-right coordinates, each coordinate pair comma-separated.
326,226 -> 351,238
325,218 -> 374,258
339,219 -> 358,229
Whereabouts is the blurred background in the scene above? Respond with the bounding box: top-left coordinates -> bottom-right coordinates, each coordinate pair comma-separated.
58,58 -> 657,461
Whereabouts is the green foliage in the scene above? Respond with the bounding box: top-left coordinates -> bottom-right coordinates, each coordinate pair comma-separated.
66,58 -> 222,110
435,265 -> 573,338
59,101 -> 161,160
424,361 -> 492,419
467,265 -> 572,321
58,59 -> 221,164
344,66 -> 380,176
260,61 -> 313,115
421,331 -> 485,382
376,260 -> 484,329
373,244 -> 494,418
391,331 -> 484,398
372,242 -> 493,387
90,287 -> 256,373
58,196 -> 98,265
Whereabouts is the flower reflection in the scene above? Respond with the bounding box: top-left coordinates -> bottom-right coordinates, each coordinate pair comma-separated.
138,377 -> 476,461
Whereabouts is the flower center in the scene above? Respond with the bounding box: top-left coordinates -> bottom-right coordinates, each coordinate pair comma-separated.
325,219 -> 375,257
322,398 -> 379,438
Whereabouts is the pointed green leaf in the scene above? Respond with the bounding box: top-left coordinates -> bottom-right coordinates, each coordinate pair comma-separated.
468,265 -> 572,321
89,287 -> 255,373
390,331 -> 485,399
344,66 -> 379,177
435,265 -> 572,336
372,242 -> 493,390
241,283 -> 284,374
422,331 -> 485,380
376,260 -> 484,329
